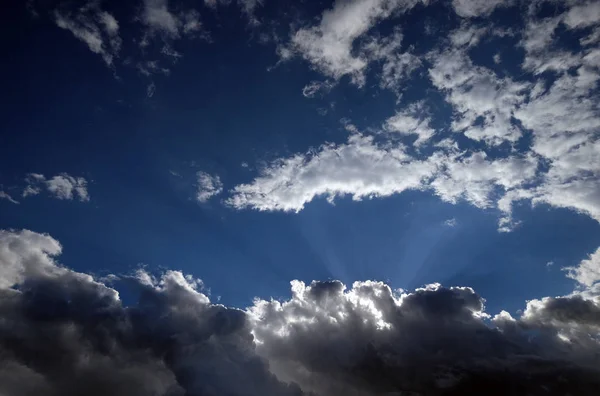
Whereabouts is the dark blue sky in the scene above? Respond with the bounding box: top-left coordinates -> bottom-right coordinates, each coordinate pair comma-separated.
2,0 -> 600,316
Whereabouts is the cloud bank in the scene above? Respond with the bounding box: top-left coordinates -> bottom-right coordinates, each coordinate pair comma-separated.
1,229 -> 599,396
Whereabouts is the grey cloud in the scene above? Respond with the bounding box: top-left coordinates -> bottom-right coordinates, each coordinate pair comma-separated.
251,280 -> 600,395
2,229 -> 600,395
0,229 -> 303,396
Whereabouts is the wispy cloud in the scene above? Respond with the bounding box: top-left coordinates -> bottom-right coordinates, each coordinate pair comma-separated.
196,171 -> 223,203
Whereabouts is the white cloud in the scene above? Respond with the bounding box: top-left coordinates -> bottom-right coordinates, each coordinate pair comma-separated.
53,4 -> 121,65
429,48 -> 529,145
0,229 -> 63,289
302,80 -> 335,98
141,0 -> 181,36
196,171 -> 223,203
23,173 -> 90,202
384,101 -> 435,145
452,0 -> 513,17
290,0 -> 424,85
564,247 -> 600,287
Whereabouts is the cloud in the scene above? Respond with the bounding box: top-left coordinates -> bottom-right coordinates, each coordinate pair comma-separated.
0,229 -> 302,396
226,133 -> 440,212
196,171 -> 223,203
140,0 -> 181,36
289,0 -> 425,85
444,217 -> 457,227
302,80 -> 335,98
226,129 -> 539,229
23,173 -> 90,202
564,1 -> 600,29
250,279 -> 600,395
1,229 -> 600,395
564,247 -> 600,288
53,2 -> 122,65
428,47 -> 529,145
452,0 -> 513,18
384,101 -> 435,146
0,191 -> 19,205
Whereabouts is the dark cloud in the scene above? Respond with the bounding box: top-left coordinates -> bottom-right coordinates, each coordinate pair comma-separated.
0,230 -> 301,396
1,229 -> 600,396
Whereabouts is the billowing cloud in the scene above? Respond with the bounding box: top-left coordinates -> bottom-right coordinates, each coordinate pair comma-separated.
0,229 -> 302,396
2,229 -> 600,395
428,47 -> 529,145
22,173 -> 90,202
196,171 -> 223,203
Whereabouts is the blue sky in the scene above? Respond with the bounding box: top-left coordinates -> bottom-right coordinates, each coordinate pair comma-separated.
2,1 -> 600,395
2,0 -> 600,316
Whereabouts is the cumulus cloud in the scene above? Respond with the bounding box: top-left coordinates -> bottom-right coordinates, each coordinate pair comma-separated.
53,2 -> 122,65
1,229 -> 600,395
196,171 -> 223,202
22,173 -> 90,202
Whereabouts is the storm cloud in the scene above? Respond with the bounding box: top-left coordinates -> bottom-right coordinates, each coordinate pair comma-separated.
1,229 -> 600,395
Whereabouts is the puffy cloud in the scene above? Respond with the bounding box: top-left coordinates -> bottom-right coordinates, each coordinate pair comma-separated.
196,171 -> 223,203
53,2 -> 121,65
289,0 -> 425,85
23,173 -> 90,202
251,279 -> 600,395
6,229 -> 600,395
452,0 -> 513,18
0,229 -> 302,396
2,229 -> 600,395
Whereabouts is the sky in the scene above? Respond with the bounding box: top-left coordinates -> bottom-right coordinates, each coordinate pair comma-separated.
1,0 -> 600,395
